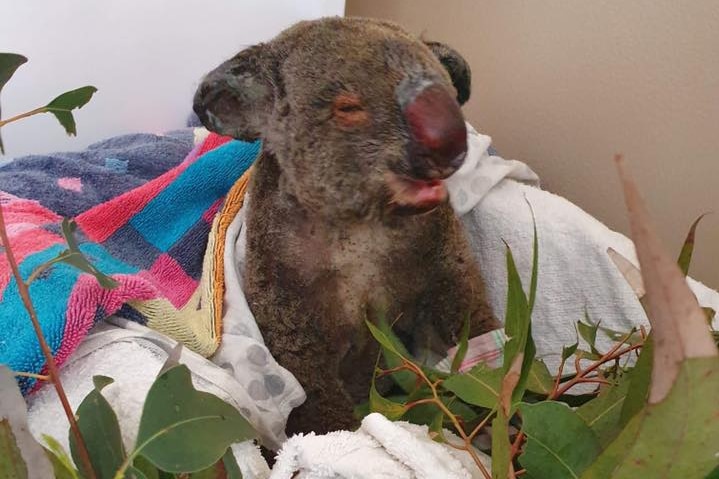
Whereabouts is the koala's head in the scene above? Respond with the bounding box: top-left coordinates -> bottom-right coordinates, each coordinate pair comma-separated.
194,17 -> 472,220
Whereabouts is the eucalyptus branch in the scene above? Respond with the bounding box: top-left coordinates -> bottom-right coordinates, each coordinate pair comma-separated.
0,203 -> 97,479
400,360 -> 493,479
0,107 -> 46,128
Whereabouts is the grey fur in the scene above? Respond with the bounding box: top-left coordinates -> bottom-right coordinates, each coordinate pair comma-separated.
194,17 -> 497,437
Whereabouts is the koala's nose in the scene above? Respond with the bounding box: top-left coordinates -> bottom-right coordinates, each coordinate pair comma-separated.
400,82 -> 467,178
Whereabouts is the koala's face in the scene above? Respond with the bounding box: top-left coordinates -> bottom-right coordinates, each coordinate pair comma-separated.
194,17 -> 472,220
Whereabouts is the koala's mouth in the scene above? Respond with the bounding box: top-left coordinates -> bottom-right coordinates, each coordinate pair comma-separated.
385,174 -> 448,215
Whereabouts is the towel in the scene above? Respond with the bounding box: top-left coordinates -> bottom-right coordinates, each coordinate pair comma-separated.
0,132 -> 261,394
453,127 -> 719,371
25,320 -> 271,477
269,413 -> 490,479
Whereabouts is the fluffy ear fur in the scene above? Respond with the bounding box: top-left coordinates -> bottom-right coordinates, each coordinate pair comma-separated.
424,41 -> 472,105
193,45 -> 275,141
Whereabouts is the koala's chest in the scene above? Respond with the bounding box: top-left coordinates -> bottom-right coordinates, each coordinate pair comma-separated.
290,223 -> 407,317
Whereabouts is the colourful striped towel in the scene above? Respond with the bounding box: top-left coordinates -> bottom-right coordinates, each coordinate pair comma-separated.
0,132 -> 259,394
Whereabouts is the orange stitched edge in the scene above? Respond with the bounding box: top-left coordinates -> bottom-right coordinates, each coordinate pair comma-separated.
212,166 -> 253,341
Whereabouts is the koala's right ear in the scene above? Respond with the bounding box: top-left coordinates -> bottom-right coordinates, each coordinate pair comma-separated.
193,45 -> 275,141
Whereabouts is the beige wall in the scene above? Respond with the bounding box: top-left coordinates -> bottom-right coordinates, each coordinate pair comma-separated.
346,0 -> 719,288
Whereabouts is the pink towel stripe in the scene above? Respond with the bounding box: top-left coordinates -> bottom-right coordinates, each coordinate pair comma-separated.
139,254 -> 198,308
54,273 -> 160,367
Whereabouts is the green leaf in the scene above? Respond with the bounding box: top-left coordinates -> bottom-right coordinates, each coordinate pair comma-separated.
519,402 -> 601,479
442,362 -> 503,409
619,335 -> 653,426
581,357 -> 719,478
373,319 -> 416,393
129,456 -> 159,479
132,365 -> 256,474
577,314 -> 600,355
43,435 -> 80,479
574,348 -> 602,361
0,53 -> 28,154
70,375 -> 125,479
576,375 -> 631,446
427,411 -> 445,443
59,218 -> 118,289
677,214 -> 707,276
525,359 -> 554,395
366,320 -> 405,360
561,343 -> 578,361
44,86 -> 97,136
526,199 -> 539,314
491,409 -> 512,479
596,325 -> 642,346
369,377 -> 407,420
0,419 -> 27,479
0,366 -> 54,478
502,242 -> 536,407
450,316 -> 471,374
222,448 -> 243,479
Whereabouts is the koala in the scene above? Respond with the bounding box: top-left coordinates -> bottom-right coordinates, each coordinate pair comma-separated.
194,17 -> 499,436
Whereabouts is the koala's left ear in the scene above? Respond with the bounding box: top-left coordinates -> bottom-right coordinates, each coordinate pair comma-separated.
193,44 -> 276,141
424,41 -> 472,105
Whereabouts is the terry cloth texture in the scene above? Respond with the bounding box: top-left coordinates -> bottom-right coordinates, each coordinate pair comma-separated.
0,130 -> 261,394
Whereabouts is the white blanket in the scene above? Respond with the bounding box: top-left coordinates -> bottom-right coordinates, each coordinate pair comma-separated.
26,123 -> 719,477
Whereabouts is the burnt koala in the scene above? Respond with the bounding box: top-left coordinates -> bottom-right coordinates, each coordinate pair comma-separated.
194,17 -> 498,436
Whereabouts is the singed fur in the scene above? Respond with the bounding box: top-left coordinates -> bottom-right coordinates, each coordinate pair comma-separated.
194,17 -> 498,436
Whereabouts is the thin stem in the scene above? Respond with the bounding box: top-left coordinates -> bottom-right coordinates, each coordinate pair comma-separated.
552,332 -> 642,399
0,107 -> 47,128
0,203 -> 96,479
405,361 -> 492,479
468,408 -> 496,442
12,371 -> 50,381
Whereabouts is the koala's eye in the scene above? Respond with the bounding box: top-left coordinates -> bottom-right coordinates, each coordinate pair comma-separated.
332,93 -> 369,127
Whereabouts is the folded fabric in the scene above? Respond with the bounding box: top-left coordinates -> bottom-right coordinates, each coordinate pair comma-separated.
269,412 -> 490,479
25,320 -> 271,477
0,132 -> 260,394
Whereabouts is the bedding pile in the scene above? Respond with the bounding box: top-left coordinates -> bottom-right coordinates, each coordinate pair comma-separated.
0,131 -> 258,394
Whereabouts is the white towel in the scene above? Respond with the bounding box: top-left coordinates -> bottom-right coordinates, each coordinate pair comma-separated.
450,128 -> 718,371
269,413 -> 490,479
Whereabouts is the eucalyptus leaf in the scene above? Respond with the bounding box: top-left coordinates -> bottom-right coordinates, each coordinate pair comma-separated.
132,365 -> 255,474
44,86 -> 97,136
561,342 -> 578,361
442,362 -> 502,409
501,242 -> 536,407
577,314 -> 600,355
677,213 -> 707,276
0,365 -> 54,479
525,359 -> 554,396
58,218 -> 118,289
619,336 -> 653,426
581,357 -> 719,478
222,448 -> 243,479
490,409 -> 512,479
374,318 -> 416,392
451,316 -> 471,373
576,374 -> 631,446
0,420 -> 27,479
130,455 -> 159,479
369,377 -> 407,421
69,375 -> 125,479
43,435 -> 80,479
519,401 -> 601,479
0,53 -> 28,154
